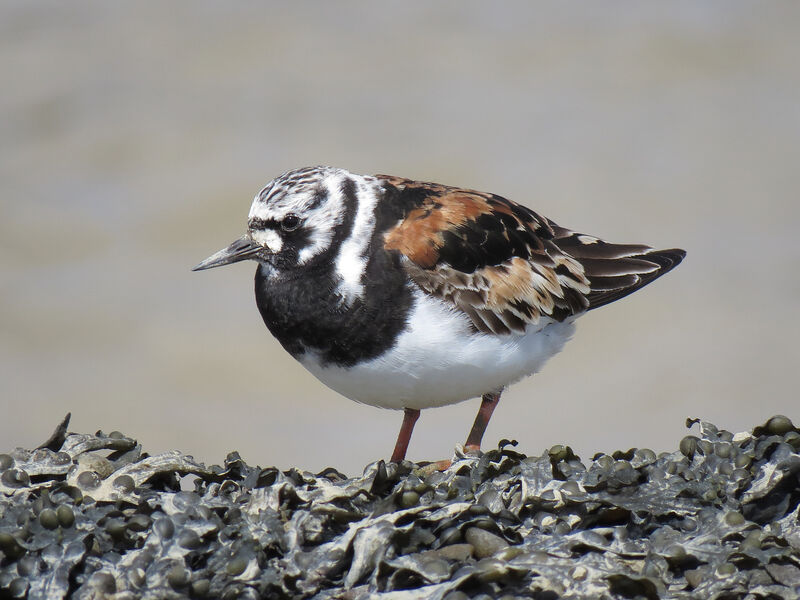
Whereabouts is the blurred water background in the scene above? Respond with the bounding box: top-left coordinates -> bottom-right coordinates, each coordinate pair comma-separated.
2,2 -> 798,475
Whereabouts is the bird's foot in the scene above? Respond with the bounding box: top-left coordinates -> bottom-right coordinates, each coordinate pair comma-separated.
463,443 -> 482,456
415,459 -> 453,477
414,444 -> 486,476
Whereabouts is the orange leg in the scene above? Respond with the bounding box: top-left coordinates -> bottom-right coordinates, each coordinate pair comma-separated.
390,408 -> 420,462
464,391 -> 502,452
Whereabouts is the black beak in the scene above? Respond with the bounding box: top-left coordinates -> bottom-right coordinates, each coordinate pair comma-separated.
192,236 -> 261,271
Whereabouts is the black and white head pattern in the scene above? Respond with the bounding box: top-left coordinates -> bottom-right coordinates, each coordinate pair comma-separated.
246,166 -> 383,303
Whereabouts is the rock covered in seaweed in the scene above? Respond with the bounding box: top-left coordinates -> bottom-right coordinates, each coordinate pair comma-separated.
0,414 -> 799,599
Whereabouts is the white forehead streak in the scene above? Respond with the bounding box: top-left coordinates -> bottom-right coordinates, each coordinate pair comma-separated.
335,176 -> 380,304
248,194 -> 267,220
296,174 -> 343,265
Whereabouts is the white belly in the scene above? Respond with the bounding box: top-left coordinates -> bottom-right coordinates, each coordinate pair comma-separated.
299,288 -> 576,410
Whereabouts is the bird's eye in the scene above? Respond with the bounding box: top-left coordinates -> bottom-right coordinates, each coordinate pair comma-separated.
281,214 -> 301,232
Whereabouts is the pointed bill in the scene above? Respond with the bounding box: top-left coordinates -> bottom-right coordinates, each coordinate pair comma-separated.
192,236 -> 261,271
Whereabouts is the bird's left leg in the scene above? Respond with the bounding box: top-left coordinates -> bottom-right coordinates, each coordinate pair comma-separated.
390,408 -> 420,463
464,390 -> 502,453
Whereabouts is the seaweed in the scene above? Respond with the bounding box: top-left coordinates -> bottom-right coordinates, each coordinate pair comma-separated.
1,415 -> 799,599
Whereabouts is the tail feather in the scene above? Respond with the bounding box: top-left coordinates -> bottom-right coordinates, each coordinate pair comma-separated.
582,248 -> 686,310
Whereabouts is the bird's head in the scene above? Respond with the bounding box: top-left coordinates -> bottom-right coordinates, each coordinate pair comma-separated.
193,166 -> 366,274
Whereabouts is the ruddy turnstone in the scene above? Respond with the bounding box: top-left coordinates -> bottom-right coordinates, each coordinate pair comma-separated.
194,166 -> 685,462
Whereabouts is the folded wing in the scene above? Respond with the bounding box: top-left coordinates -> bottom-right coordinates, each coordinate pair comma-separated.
379,175 -> 685,335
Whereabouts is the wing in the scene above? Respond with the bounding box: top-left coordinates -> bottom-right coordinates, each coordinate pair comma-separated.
378,175 -> 685,335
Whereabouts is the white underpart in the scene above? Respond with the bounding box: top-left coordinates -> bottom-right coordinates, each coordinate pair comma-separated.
334,177 -> 380,303
300,288 -> 577,410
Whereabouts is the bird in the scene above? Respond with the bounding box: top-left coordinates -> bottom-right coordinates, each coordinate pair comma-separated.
193,166 -> 685,463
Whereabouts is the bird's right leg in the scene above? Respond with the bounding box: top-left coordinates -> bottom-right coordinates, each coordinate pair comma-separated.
464,390 -> 502,453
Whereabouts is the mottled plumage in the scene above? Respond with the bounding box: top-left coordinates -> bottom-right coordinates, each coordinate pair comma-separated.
380,175 -> 683,334
194,166 -> 685,462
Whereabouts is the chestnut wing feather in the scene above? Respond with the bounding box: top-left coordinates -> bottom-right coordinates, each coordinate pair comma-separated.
378,176 -> 685,335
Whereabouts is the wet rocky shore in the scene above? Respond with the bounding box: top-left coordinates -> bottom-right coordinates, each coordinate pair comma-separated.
1,415 -> 799,599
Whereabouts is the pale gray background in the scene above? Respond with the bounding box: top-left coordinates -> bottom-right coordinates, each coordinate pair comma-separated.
2,2 -> 798,474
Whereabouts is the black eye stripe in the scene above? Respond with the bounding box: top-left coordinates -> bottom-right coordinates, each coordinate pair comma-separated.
249,216 -> 303,232
248,218 -> 277,230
